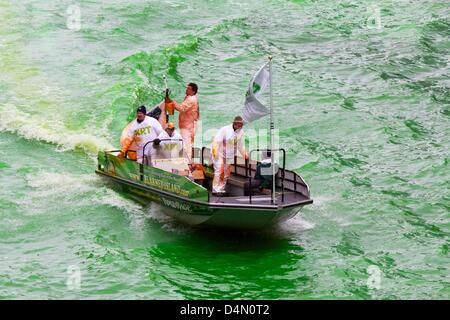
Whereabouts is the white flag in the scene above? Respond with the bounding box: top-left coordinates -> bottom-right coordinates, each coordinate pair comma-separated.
242,62 -> 270,123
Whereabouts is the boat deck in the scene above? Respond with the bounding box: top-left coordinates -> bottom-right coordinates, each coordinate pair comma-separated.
207,174 -> 311,207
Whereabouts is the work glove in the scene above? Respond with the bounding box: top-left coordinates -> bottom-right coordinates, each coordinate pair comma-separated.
153,138 -> 161,146
212,147 -> 217,158
120,137 -> 133,159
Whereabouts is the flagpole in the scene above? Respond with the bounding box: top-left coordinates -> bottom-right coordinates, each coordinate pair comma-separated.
268,55 -> 275,205
163,75 -> 169,122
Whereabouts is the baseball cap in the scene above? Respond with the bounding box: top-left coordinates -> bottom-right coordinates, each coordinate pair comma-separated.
137,105 -> 146,114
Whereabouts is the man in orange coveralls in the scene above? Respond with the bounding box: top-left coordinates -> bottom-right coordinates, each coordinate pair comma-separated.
165,83 -> 199,164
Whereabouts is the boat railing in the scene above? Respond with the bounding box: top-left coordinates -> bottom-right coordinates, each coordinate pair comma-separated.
200,147 -> 289,204
231,155 -> 309,198
199,146 -> 310,197
201,147 -> 210,167
248,148 -> 286,204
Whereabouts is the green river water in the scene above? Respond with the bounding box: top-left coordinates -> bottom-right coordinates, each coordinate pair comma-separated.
0,0 -> 449,299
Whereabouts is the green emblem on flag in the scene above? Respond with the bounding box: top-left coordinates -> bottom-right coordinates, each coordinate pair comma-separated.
252,82 -> 261,94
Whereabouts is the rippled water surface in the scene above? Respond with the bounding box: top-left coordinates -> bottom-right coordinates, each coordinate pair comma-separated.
0,0 -> 449,299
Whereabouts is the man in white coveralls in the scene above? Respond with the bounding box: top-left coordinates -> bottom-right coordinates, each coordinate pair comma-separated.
211,116 -> 249,195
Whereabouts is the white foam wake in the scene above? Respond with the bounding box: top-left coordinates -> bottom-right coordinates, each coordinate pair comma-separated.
23,171 -> 143,217
0,103 -> 114,155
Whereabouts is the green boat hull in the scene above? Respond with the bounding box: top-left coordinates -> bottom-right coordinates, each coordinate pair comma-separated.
96,151 -> 312,229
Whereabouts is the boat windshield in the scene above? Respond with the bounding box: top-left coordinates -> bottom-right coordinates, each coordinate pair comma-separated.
151,157 -> 190,176
151,138 -> 184,160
